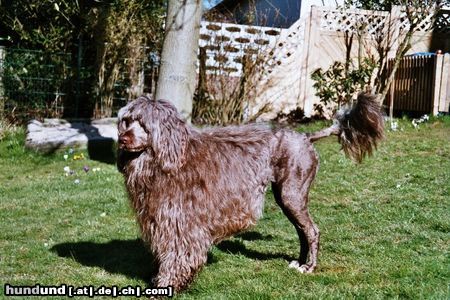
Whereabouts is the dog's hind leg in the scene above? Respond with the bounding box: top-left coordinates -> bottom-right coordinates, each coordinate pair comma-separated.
272,158 -> 320,273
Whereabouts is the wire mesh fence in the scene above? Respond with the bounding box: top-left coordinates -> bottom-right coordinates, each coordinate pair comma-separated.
1,48 -> 71,122
0,46 -> 159,124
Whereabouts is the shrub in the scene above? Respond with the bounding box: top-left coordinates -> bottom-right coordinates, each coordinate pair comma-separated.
311,58 -> 376,116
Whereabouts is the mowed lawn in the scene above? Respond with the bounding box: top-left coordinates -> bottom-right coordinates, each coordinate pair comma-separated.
1,117 -> 449,299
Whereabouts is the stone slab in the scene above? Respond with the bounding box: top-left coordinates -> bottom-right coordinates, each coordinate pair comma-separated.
25,118 -> 118,154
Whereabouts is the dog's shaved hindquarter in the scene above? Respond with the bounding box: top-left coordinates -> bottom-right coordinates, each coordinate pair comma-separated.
117,93 -> 384,292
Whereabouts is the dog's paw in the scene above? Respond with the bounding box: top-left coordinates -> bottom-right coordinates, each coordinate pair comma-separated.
288,260 -> 314,273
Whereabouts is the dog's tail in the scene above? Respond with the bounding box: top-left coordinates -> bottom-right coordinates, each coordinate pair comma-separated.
307,93 -> 384,163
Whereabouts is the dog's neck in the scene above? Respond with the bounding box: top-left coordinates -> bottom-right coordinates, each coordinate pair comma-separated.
122,150 -> 149,173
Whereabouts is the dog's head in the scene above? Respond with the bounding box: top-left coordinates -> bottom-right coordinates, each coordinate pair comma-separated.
117,96 -> 189,173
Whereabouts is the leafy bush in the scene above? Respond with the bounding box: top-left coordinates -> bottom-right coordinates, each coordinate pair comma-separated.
311,58 -> 376,116
193,51 -> 268,125
193,31 -> 277,125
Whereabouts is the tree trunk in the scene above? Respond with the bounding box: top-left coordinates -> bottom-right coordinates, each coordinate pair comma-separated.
0,46 -> 5,121
155,0 -> 202,120
378,28 -> 413,104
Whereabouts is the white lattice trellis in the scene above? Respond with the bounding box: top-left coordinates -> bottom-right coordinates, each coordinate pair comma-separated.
318,7 -> 389,35
266,18 -> 306,71
396,7 -> 450,34
199,22 -> 281,76
398,9 -> 436,33
199,19 -> 305,77
317,7 -> 450,35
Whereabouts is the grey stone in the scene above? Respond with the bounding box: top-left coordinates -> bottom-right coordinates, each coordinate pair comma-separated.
25,118 -> 118,154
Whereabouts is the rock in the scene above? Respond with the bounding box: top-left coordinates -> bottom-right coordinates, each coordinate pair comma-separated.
25,118 -> 118,154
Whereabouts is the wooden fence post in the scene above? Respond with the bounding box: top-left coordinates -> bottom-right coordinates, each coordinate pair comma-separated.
389,59 -> 395,119
432,54 -> 444,115
438,53 -> 450,113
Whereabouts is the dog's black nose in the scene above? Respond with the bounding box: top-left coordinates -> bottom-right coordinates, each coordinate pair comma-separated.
119,135 -> 130,145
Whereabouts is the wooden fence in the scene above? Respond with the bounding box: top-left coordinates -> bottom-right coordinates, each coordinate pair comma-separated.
385,53 -> 450,116
300,6 -> 450,117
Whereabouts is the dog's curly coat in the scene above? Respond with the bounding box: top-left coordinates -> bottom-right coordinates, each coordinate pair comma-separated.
117,93 -> 384,292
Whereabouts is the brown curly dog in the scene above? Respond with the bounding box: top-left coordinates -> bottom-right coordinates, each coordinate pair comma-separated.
117,93 -> 384,292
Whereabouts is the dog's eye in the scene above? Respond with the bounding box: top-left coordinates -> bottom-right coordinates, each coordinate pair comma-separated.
138,120 -> 149,133
119,119 -> 129,130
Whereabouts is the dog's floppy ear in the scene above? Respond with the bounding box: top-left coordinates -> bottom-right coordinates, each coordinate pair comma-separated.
147,100 -> 189,173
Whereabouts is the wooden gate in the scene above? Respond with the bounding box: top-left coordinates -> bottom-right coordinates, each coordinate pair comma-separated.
385,54 -> 450,116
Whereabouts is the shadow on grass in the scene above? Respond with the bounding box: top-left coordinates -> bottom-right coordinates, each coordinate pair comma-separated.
215,231 -> 293,262
70,121 -> 117,164
51,238 -> 156,283
51,232 -> 292,282
236,231 -> 274,241
86,137 -> 116,164
27,120 -> 117,165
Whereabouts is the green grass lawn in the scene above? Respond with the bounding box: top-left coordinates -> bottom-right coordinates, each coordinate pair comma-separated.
1,117 -> 449,299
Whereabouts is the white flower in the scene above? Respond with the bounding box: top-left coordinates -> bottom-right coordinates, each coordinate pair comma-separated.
100,212 -> 106,217
74,179 -> 80,184
390,121 -> 398,131
63,154 -> 68,160
63,166 -> 70,173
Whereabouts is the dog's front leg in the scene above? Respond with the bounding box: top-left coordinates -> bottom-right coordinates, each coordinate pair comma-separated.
153,229 -> 210,293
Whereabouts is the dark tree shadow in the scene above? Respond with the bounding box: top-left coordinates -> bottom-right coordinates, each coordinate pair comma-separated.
69,121 -> 117,164
32,120 -> 117,164
86,135 -> 116,164
51,239 -> 156,283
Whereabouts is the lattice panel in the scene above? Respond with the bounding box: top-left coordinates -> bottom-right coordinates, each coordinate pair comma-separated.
398,10 -> 411,32
398,10 -> 434,33
199,22 -> 281,76
198,20 -> 305,77
398,8 -> 450,33
266,18 -> 305,70
319,7 -> 449,35
319,8 -> 389,35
